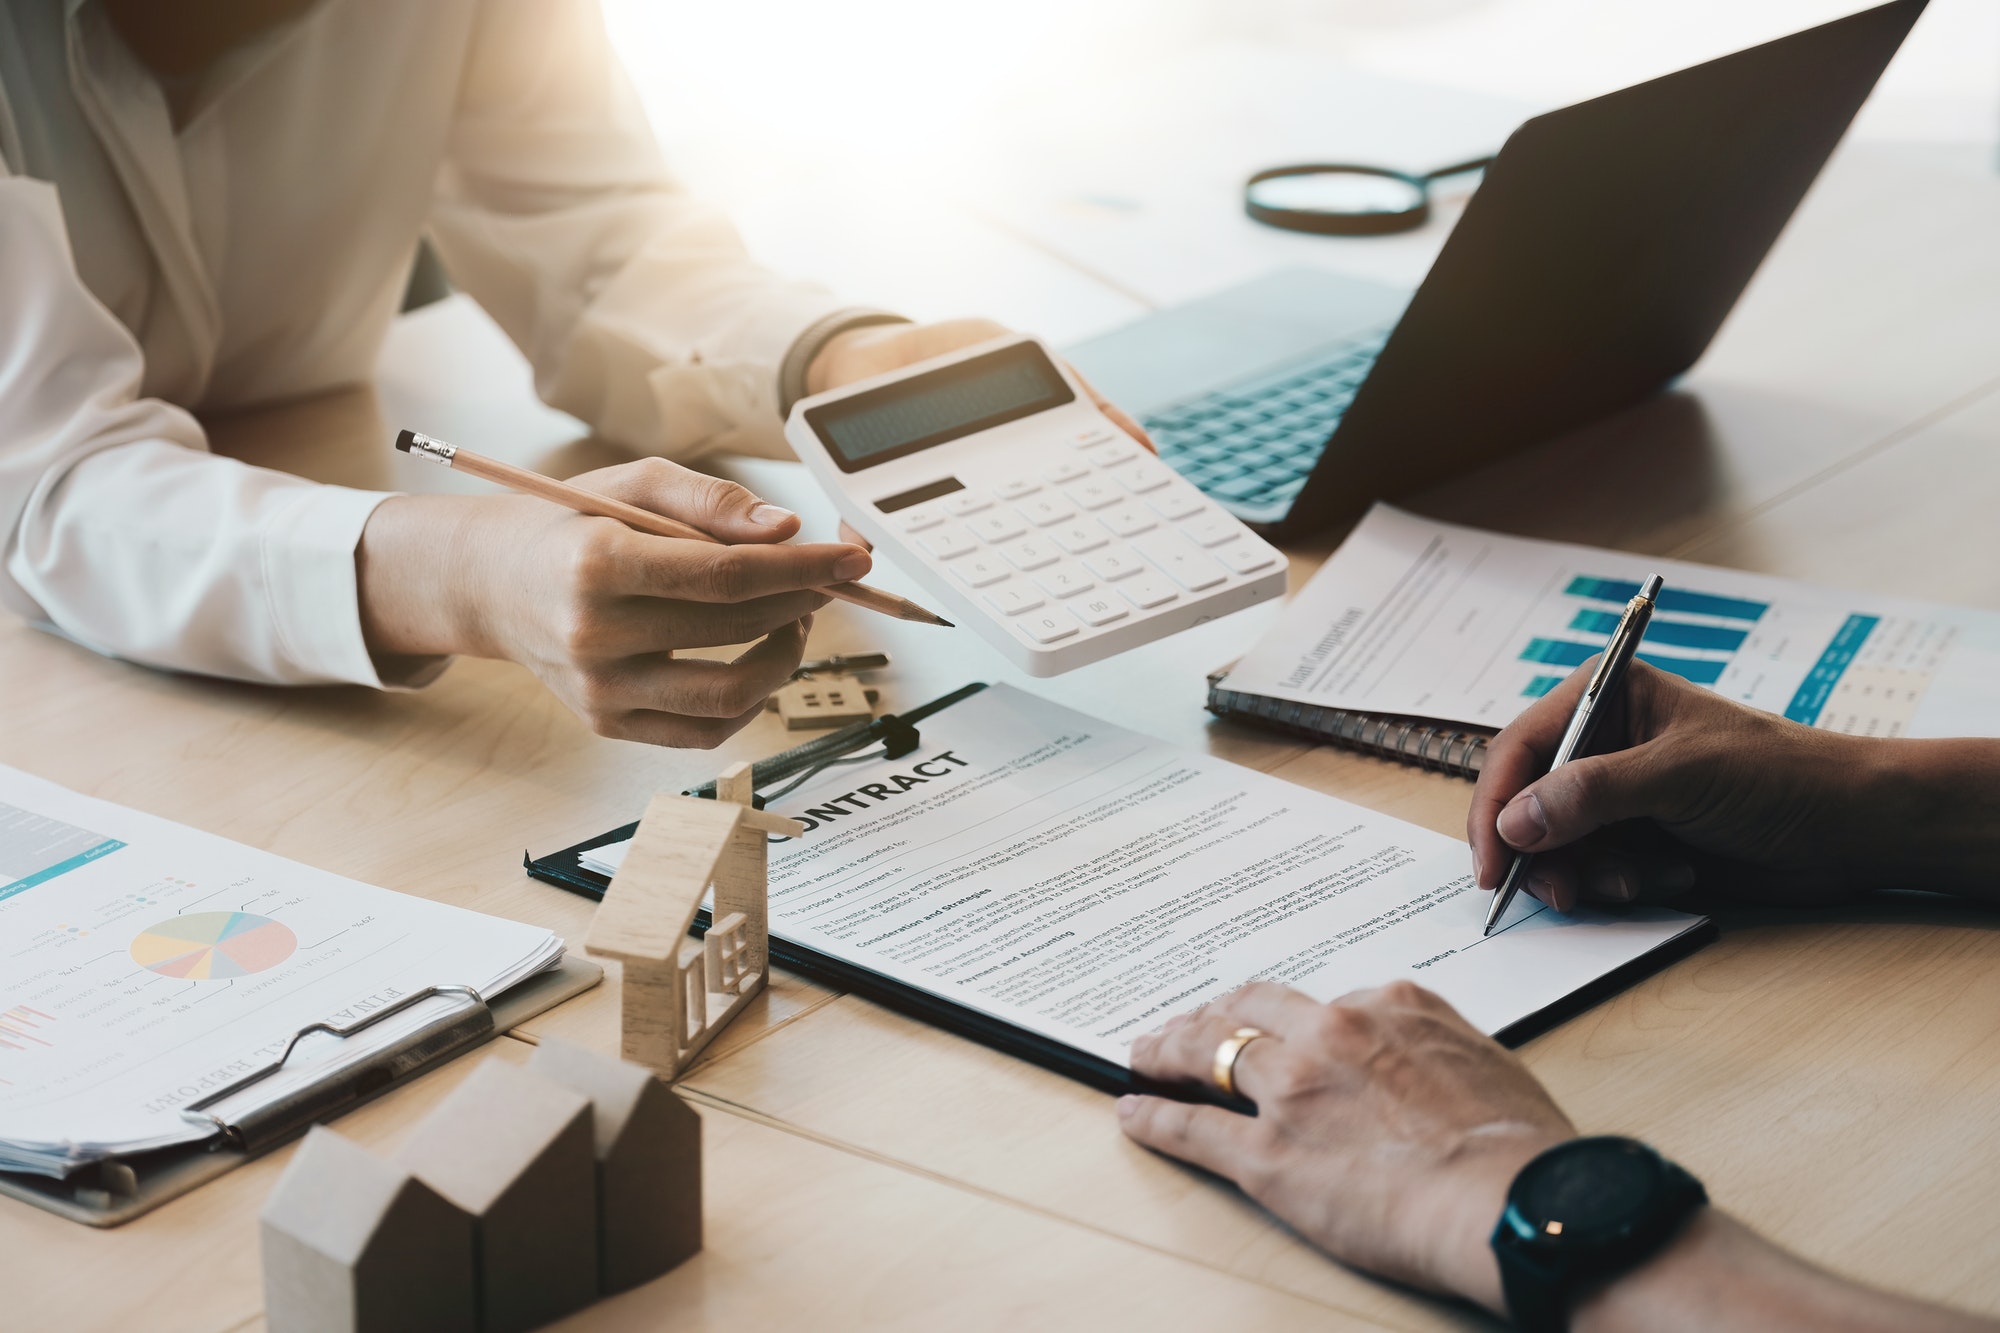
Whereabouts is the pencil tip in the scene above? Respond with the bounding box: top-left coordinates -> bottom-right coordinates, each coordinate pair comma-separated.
393,429 -> 416,453
934,617 -> 955,628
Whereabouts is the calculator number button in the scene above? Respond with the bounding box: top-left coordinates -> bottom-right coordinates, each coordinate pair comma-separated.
1120,576 -> 1179,610
1035,567 -> 1095,599
1064,479 -> 1123,511
1112,462 -> 1171,494
1147,488 -> 1207,522
952,554 -> 1014,588
968,511 -> 1028,543
1020,609 -> 1080,644
1177,510 -> 1244,548
985,585 -> 1046,617
999,537 -> 1061,571
1137,533 -> 1227,591
1218,542 -> 1281,576
1074,594 -> 1129,627
920,526 -> 979,560
1016,495 -> 1076,527
1050,521 -> 1108,555
1082,441 -> 1140,467
1098,504 -> 1157,539
1084,549 -> 1146,582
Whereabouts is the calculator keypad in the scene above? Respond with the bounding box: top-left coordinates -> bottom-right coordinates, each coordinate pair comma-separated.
888,433 -> 1280,652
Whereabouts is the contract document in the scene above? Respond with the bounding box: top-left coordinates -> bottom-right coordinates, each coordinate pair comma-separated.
586,685 -> 1706,1069
1223,504 -> 2000,738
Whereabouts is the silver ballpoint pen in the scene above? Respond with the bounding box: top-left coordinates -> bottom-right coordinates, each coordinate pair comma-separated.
1483,573 -> 1665,937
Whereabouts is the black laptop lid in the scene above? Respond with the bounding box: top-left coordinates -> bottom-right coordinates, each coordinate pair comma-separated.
1289,0 -> 1927,535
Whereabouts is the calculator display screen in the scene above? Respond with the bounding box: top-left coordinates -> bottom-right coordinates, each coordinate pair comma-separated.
807,341 -> 1076,472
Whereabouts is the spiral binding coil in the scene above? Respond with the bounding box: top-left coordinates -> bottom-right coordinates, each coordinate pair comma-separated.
1206,685 -> 1490,779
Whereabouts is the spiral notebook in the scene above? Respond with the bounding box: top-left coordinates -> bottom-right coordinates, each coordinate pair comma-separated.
1210,504 -> 2000,780
1206,671 -> 1492,779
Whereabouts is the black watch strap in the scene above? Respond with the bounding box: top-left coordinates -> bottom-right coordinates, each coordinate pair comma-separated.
1496,1242 -> 1572,1333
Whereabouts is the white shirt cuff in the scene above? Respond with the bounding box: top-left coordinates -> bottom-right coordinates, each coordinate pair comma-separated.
261,484 -> 449,690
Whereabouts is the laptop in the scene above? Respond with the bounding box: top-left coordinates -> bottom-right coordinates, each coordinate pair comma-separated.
1062,0 -> 1927,540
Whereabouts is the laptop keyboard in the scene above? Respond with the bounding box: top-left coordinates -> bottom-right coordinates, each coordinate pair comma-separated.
1139,327 -> 1391,512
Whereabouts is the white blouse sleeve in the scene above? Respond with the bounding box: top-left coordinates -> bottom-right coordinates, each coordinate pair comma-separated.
0,176 -> 409,688
429,0 -> 851,462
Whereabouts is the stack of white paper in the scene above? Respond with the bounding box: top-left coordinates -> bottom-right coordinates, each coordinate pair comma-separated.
0,766 -> 562,1178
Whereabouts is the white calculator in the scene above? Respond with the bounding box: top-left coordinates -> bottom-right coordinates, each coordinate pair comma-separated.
785,335 -> 1287,676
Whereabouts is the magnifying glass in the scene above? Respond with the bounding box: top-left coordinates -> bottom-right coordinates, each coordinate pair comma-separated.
1244,156 -> 1494,236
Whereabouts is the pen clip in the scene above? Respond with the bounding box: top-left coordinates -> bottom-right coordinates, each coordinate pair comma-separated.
1582,586 -> 1658,698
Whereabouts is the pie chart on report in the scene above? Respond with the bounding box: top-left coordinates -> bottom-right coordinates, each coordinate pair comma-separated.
130,911 -> 298,979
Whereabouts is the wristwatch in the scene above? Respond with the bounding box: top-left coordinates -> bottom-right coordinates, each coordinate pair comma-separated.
1490,1136 -> 1707,1332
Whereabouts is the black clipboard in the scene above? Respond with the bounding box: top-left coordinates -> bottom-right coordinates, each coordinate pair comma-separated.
523,683 -> 1714,1103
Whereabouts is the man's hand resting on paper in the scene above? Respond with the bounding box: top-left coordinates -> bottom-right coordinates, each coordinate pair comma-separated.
1466,660 -> 2000,910
1120,980 -> 1572,1311
1119,980 -> 1998,1332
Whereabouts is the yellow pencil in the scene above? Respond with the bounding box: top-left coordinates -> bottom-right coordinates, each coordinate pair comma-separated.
394,430 -> 952,627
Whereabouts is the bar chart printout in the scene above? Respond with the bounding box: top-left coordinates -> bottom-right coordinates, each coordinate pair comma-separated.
1515,577 -> 1951,735
1221,505 -> 2000,739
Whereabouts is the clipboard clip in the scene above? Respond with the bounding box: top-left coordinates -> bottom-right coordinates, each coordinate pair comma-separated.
178,984 -> 493,1154
685,711 -> 928,808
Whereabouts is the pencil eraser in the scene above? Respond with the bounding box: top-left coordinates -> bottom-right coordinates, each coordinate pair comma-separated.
394,429 -> 417,453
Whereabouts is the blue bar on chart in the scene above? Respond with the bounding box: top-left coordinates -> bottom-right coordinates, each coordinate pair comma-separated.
1636,652 -> 1726,686
1783,614 -> 1881,725
1569,608 -> 1749,653
1565,576 -> 1769,623
1521,638 -> 1598,669
1523,675 -> 1565,698
1523,638 -> 1729,686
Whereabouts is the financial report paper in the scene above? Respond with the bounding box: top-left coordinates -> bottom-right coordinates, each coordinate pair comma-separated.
0,765 -> 561,1175
588,686 -> 1704,1067
1224,504 -> 2000,737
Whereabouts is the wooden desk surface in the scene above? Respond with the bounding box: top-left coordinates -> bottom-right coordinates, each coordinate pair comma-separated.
4,138 -> 1999,1332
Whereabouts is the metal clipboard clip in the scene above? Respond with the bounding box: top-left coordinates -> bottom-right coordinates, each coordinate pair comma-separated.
682,683 -> 982,812
178,983 -> 493,1155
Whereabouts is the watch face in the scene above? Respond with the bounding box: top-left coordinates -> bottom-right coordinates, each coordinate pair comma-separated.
1516,1138 -> 1663,1241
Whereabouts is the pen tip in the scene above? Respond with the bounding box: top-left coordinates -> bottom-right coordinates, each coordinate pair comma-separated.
393,429 -> 416,453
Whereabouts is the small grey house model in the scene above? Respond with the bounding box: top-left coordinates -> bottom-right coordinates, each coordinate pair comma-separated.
396,1061 -> 598,1333
530,1037 -> 702,1293
260,1126 -> 477,1333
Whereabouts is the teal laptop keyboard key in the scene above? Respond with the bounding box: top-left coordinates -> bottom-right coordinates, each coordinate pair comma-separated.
1143,327 -> 1390,511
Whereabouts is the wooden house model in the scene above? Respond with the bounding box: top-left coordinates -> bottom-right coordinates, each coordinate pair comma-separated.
584,763 -> 803,1079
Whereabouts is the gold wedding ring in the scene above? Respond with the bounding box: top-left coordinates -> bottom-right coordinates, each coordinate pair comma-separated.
1211,1026 -> 1270,1098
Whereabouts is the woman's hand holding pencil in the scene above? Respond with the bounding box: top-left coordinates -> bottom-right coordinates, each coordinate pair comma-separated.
358,441 -> 932,748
